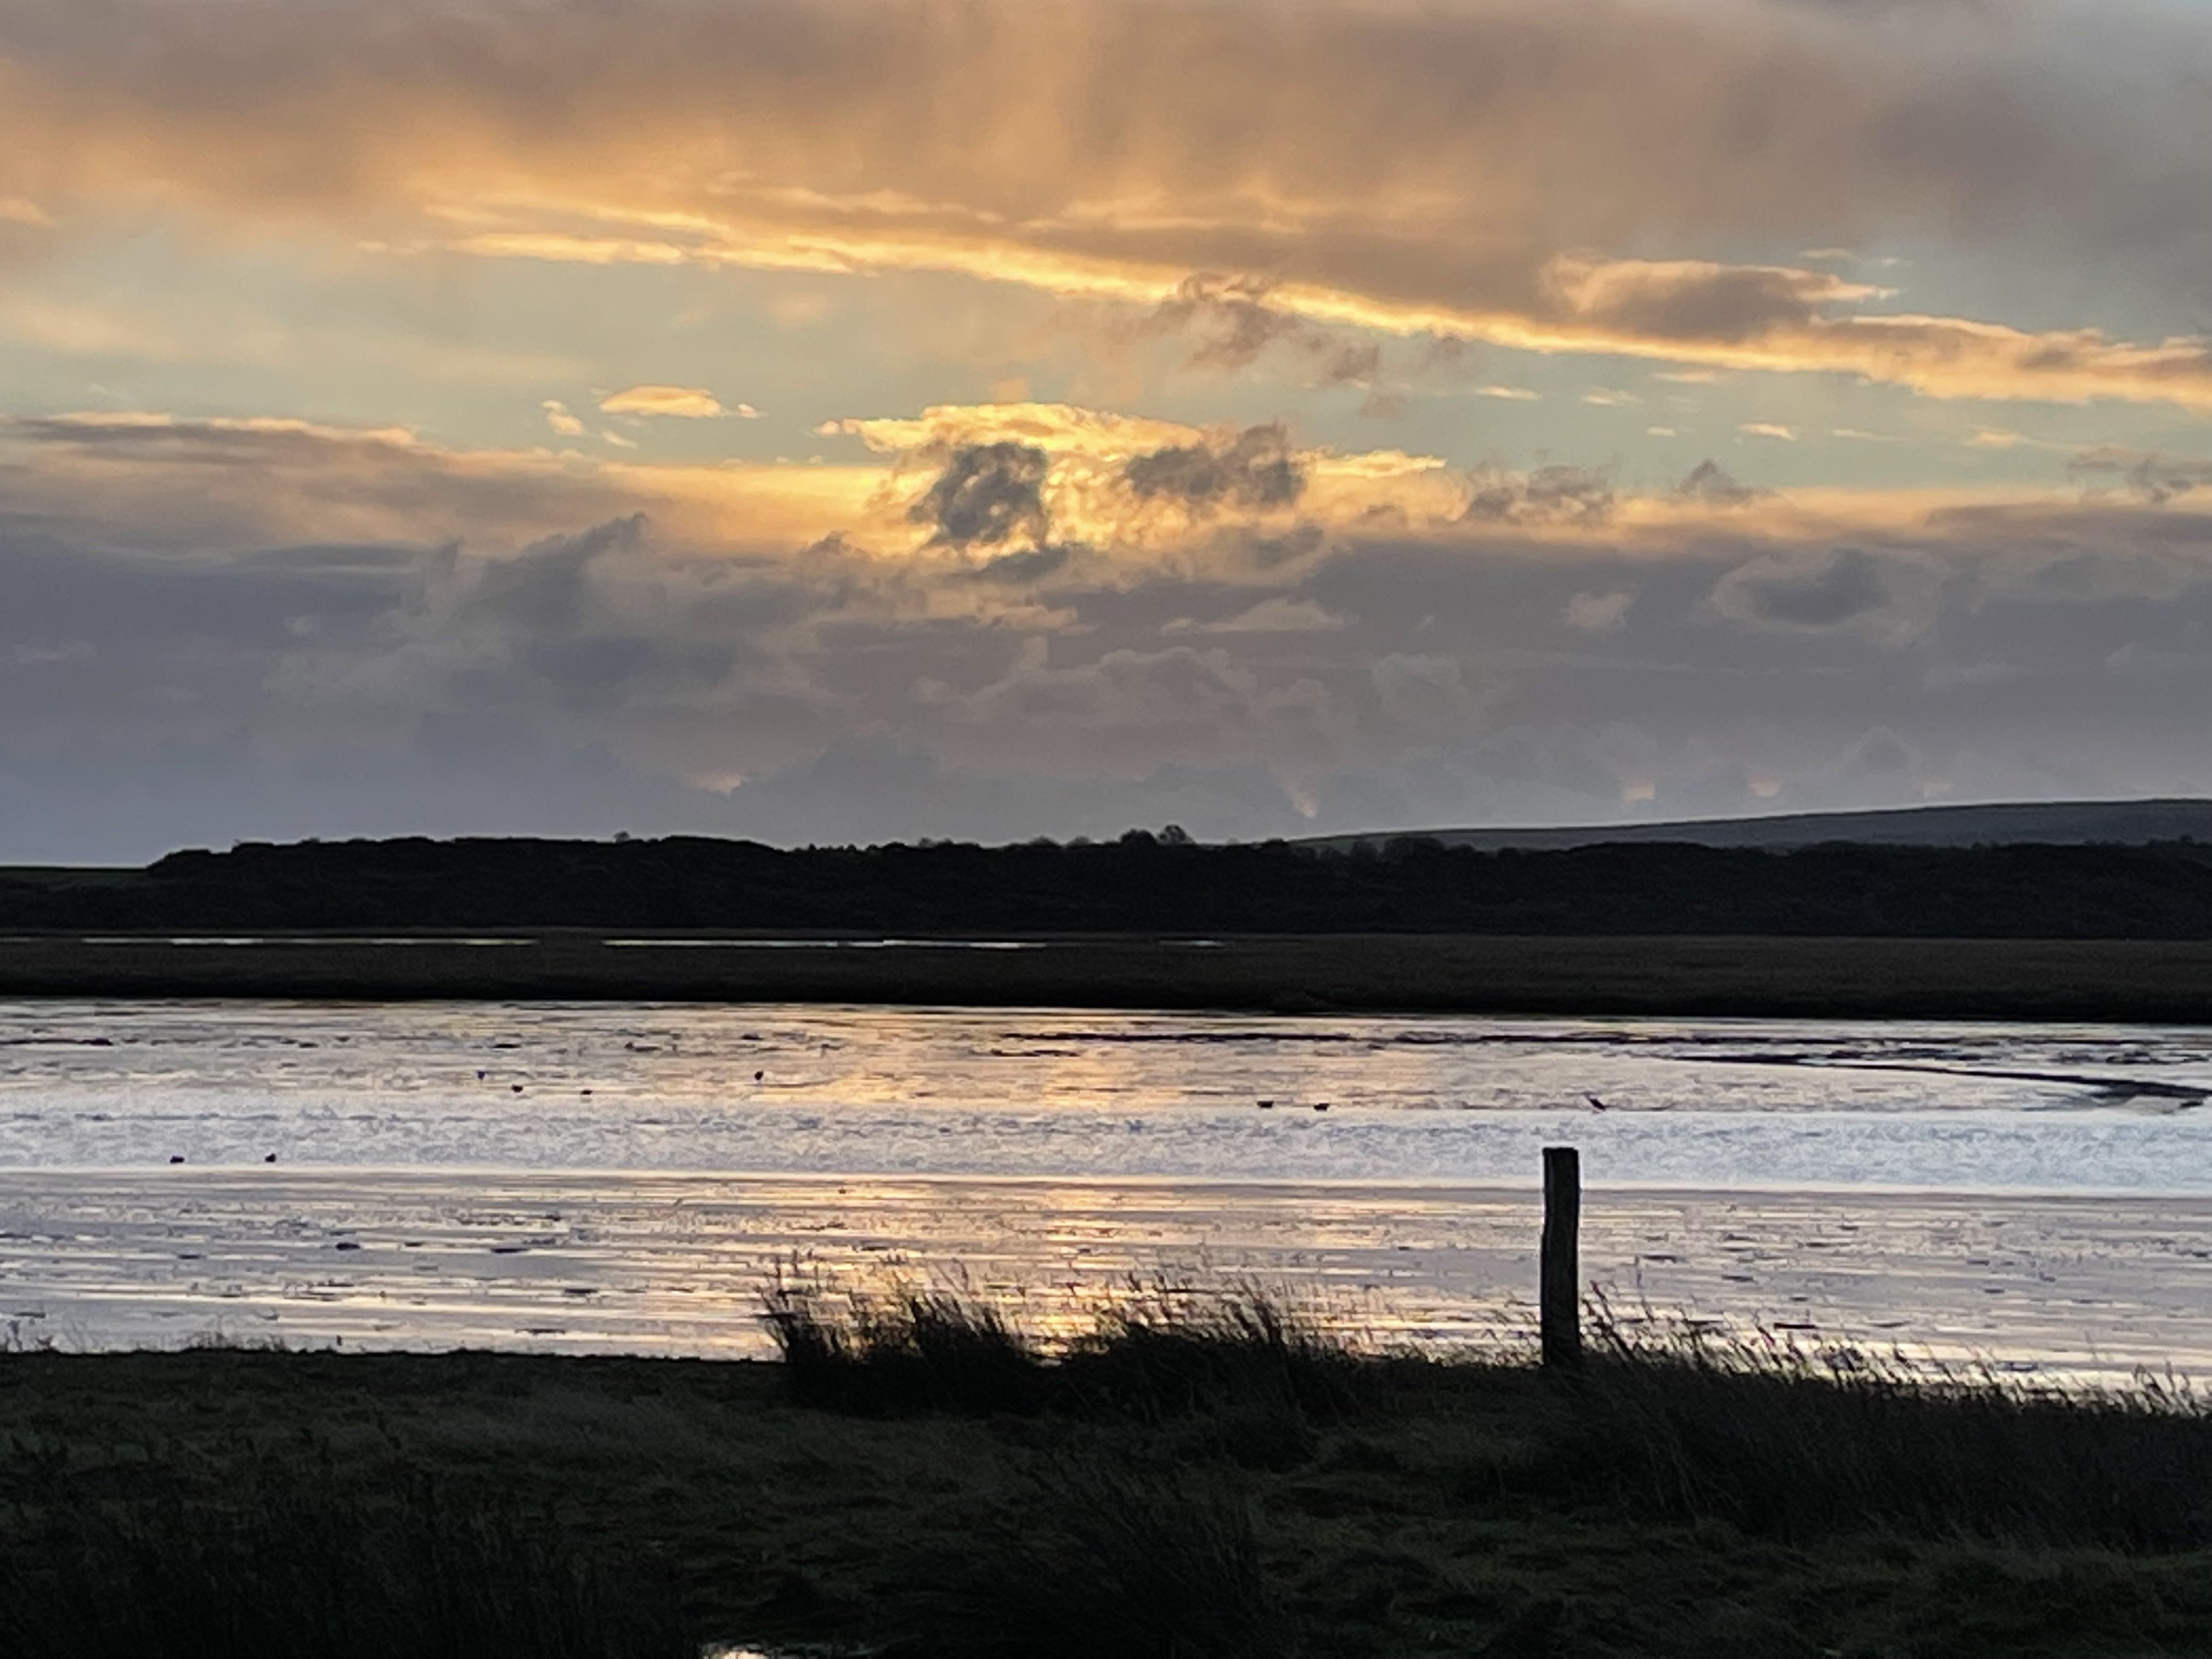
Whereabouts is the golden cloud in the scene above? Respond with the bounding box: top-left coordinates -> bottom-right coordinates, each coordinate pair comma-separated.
826,402 -> 1203,462
598,385 -> 754,419
0,411 -> 876,556
5,2 -> 2212,408
16,402 -> 2211,607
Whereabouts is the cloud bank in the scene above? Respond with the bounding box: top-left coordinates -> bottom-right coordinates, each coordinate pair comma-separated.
7,400 -> 2212,856
7,0 -> 2212,405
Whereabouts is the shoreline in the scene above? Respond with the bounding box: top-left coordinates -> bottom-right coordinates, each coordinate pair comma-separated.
3,930 -> 2212,1022
9,1168 -> 2212,1380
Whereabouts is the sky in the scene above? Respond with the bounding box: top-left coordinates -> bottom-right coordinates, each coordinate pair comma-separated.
8,0 -> 2212,860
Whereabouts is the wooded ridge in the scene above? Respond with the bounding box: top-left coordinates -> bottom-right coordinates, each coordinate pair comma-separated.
8,832 -> 2212,936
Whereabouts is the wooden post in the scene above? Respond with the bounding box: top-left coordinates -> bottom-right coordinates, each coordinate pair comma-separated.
1541,1145 -> 1582,1368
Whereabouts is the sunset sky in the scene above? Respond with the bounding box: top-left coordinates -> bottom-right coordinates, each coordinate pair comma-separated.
7,0 -> 2212,859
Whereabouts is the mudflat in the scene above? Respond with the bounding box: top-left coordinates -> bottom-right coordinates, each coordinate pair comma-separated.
12,1171 -> 2212,1385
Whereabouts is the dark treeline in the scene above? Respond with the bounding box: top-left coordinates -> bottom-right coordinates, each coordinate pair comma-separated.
10,830 -> 2212,936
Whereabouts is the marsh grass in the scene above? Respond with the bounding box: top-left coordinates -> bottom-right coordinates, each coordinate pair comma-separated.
9,1313 -> 2212,1659
0,1453 -> 691,1659
1542,1301 -> 2212,1550
765,1273 -> 2212,1556
901,1462 -> 1295,1659
1060,1281 -> 1370,1424
761,1269 -> 1043,1415
762,1272 -> 1370,1425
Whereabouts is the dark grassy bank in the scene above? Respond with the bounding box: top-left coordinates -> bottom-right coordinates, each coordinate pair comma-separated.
7,1290 -> 2212,1658
19,831 -> 2212,938
6,930 -> 2212,1022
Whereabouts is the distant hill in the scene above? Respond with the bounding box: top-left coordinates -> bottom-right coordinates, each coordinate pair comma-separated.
1304,798 -> 2212,855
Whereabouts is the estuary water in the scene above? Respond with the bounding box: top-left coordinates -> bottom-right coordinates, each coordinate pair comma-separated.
4,1000 -> 2212,1372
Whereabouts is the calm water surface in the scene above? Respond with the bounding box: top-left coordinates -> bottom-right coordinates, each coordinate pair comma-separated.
5,1000 -> 2212,1367
5,1000 -> 2212,1188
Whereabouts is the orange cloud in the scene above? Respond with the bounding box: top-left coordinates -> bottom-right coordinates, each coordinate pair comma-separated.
6,1 -> 2212,409
598,385 -> 753,419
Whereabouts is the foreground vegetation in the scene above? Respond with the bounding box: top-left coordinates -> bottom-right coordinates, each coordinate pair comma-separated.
4,1287 -> 2211,1657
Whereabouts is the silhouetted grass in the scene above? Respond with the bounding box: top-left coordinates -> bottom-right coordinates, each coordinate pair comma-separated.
764,1273 -> 2212,1557
0,1454 -> 691,1659
10,1336 -> 2212,1657
762,1272 -> 1044,1414
1532,1307 -> 2212,1551
902,1463 -> 1296,1659
1058,1282 -> 1370,1424
762,1274 -> 1370,1427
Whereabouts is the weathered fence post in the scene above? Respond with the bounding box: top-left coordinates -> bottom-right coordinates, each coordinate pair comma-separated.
1541,1145 -> 1582,1369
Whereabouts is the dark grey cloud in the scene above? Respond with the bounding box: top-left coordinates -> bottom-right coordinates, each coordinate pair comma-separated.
1463,463 -> 1613,525
1677,459 -> 1764,507
1564,261 -> 1856,344
0,526 -> 406,647
465,515 -> 642,633
968,544 -> 1076,583
229,543 -> 423,575
1142,275 -> 1414,411
12,410 -> 2212,856
1147,275 -> 1383,387
909,442 -> 1051,549
1124,423 -> 1305,511
1709,546 -> 1912,636
2071,446 -> 2212,506
1249,524 -> 1330,568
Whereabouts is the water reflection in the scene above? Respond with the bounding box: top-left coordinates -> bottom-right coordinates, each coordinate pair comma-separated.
4,1001 -> 2212,1190
4,1001 -> 2212,1377
6,1167 -> 2212,1383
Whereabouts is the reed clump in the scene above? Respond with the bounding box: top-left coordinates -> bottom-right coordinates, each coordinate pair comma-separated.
761,1276 -> 1044,1415
1542,1305 -> 2212,1551
761,1274 -> 1372,1424
764,1276 -> 2212,1555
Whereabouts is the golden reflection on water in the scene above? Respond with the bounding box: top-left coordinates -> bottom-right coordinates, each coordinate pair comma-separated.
7,1167 -> 2212,1384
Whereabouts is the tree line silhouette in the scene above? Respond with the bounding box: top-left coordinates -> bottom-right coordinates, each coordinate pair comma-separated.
7,830 -> 2212,936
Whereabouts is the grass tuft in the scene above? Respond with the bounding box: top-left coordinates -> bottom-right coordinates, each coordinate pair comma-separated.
761,1272 -> 1364,1425
763,1269 -> 1043,1415
1059,1280 -> 1369,1423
